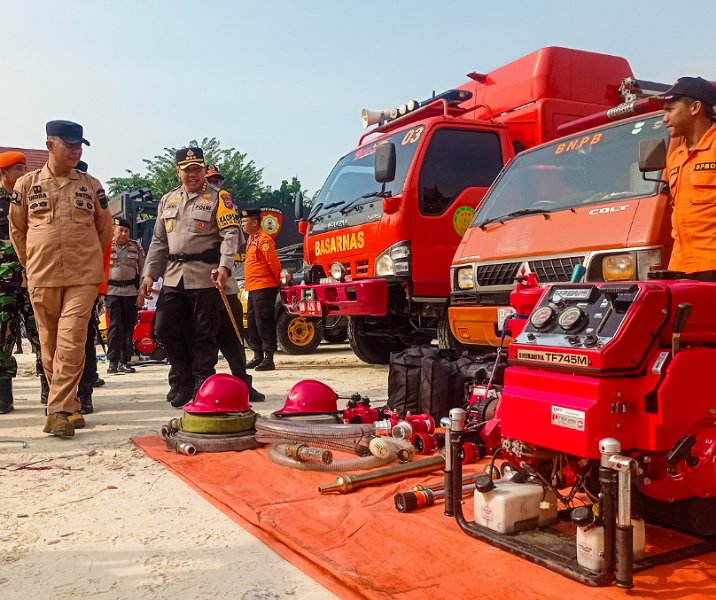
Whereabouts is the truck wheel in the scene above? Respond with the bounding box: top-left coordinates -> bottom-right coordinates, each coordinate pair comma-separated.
347,317 -> 404,365
277,311 -> 322,354
437,309 -> 467,353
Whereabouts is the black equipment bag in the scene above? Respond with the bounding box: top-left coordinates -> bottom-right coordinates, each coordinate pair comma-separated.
388,345 -> 440,418
419,349 -> 472,422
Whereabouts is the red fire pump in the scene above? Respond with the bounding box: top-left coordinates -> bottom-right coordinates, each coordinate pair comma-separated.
445,277 -> 716,587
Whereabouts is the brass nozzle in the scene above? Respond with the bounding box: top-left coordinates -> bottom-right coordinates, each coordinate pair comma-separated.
318,455 -> 445,495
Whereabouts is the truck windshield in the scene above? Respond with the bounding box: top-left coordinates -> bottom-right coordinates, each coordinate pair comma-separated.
471,115 -> 668,228
309,125 -> 425,221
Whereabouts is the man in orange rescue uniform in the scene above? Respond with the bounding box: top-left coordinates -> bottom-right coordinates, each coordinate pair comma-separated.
241,208 -> 281,371
10,120 -> 112,437
659,77 -> 716,281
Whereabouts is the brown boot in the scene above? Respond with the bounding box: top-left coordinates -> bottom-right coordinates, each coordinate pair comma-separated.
43,413 -> 75,437
68,412 -> 86,429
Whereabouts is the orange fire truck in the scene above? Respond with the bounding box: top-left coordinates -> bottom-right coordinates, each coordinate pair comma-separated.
281,47 -> 636,364
446,89 -> 684,349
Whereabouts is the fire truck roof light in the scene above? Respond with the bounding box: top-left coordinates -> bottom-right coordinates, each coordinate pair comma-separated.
422,89 -> 473,107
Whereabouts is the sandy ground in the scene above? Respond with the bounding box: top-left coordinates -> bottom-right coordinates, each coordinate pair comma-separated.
0,344 -> 390,599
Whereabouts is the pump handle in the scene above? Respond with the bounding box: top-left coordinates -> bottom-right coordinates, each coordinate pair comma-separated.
672,303 -> 692,334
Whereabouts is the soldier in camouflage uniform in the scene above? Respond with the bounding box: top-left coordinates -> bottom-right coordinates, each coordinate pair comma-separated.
0,151 -> 44,413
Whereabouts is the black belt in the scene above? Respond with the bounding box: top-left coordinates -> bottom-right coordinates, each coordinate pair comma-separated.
168,248 -> 220,264
108,278 -> 136,286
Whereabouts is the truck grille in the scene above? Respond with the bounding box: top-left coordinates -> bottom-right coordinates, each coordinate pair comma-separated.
474,256 -> 585,287
355,260 -> 369,277
528,256 -> 583,283
476,262 -> 521,286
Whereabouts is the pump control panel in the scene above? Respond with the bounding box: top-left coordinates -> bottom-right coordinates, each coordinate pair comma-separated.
514,283 -> 640,350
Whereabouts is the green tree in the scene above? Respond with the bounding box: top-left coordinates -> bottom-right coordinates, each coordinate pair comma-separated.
257,176 -> 307,207
107,137 -> 264,203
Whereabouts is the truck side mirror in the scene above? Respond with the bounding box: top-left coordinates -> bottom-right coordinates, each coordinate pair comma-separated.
375,143 -> 396,183
294,190 -> 304,221
639,139 -> 668,185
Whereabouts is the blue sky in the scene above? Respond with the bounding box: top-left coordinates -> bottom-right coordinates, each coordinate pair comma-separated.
3,1 -> 714,195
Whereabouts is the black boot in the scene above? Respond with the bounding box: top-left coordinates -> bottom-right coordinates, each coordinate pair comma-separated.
107,361 -> 119,374
246,352 -> 264,369
166,382 -> 181,403
192,378 -> 207,401
170,383 -> 194,408
0,378 -> 13,414
255,352 -> 275,372
78,380 -> 94,414
40,374 -> 49,405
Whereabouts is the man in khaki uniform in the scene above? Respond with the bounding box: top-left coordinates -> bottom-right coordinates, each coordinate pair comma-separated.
140,147 -> 240,408
10,120 -> 112,437
106,217 -> 144,374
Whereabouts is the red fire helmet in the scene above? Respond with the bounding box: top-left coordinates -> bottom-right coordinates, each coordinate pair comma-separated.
274,380 -> 338,416
183,374 -> 251,414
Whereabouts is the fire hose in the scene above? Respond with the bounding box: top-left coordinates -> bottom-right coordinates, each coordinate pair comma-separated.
257,418 -> 415,471
163,430 -> 261,455
255,418 -> 376,455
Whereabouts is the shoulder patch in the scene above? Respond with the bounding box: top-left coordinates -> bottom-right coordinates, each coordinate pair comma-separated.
216,194 -> 239,230
261,242 -> 270,252
96,188 -> 108,209
219,190 -> 234,210
10,191 -> 21,205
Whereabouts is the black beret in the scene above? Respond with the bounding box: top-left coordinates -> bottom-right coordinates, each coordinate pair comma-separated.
240,208 -> 261,218
113,217 -> 131,229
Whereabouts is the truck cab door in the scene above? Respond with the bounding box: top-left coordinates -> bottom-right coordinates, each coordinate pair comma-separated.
410,126 -> 508,297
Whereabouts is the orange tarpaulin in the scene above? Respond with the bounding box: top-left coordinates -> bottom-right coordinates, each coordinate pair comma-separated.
133,435 -> 716,599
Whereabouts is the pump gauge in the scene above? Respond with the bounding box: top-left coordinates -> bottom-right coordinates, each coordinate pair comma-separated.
530,306 -> 555,330
558,306 -> 586,331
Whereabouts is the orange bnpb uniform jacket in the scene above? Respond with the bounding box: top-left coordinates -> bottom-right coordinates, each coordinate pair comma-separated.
667,124 -> 716,273
244,231 -> 281,291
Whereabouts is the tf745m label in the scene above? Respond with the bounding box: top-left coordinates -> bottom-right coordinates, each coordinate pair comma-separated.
516,350 -> 588,367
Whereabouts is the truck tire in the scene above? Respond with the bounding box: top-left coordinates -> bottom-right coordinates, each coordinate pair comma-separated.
348,317 -> 404,365
437,308 -> 467,353
277,311 -> 323,355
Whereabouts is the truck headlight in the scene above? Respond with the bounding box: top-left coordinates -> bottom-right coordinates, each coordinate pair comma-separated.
280,269 -> 294,286
375,241 -> 411,277
601,249 -> 662,282
375,254 -> 395,277
457,267 -> 475,290
602,254 -> 633,281
330,262 -> 347,282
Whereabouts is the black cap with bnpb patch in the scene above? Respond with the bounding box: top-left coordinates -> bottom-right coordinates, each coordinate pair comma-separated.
656,76 -> 716,107
46,120 -> 90,146
240,208 -> 261,218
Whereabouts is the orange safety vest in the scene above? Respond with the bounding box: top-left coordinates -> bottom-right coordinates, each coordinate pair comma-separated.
244,231 -> 281,291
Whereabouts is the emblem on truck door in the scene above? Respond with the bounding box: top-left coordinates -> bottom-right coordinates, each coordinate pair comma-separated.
453,206 -> 475,236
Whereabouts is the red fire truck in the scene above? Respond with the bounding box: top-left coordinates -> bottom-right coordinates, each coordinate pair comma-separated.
281,47 -> 635,364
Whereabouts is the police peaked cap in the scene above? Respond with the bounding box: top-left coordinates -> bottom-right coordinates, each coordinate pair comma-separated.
176,147 -> 205,169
